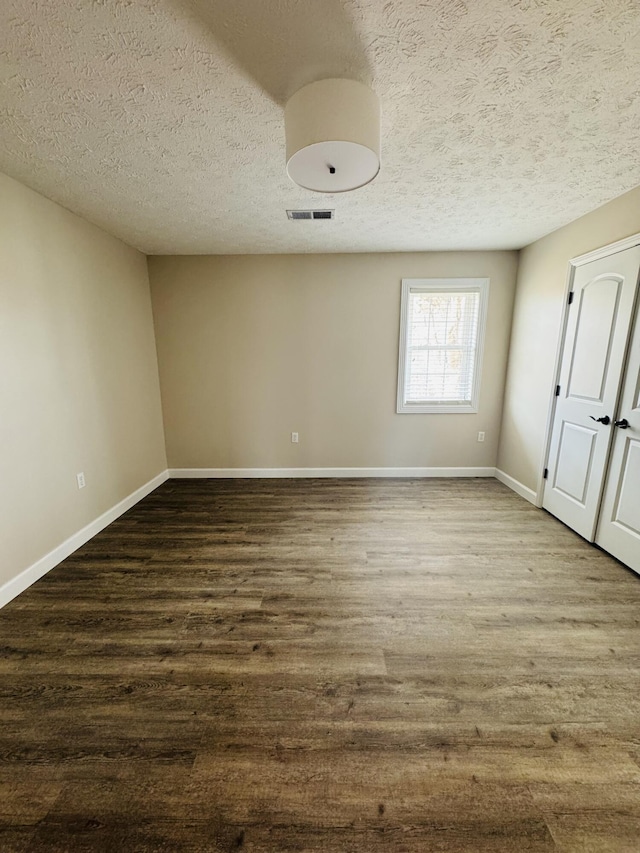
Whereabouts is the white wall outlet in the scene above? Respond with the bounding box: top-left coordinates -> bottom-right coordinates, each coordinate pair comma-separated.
291,432 -> 299,443
477,431 -> 485,443
76,472 -> 86,489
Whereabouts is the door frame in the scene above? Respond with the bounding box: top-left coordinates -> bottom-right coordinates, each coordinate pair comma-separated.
536,232 -> 640,508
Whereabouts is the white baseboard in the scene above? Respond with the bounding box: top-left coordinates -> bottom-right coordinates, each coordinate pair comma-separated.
169,467 -> 497,479
494,468 -> 538,505
2,466 -> 536,610
0,470 -> 170,610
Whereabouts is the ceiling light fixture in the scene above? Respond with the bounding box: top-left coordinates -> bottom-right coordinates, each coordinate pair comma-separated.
285,79 -> 380,193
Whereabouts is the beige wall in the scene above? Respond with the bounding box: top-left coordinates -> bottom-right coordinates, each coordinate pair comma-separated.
149,252 -> 518,470
0,173 -> 167,588
497,185 -> 640,492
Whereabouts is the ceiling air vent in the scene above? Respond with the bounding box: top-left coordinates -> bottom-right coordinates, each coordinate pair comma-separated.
286,210 -> 334,221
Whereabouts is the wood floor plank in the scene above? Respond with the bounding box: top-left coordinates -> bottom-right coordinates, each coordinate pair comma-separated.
1,477 -> 639,850
530,783 -> 640,852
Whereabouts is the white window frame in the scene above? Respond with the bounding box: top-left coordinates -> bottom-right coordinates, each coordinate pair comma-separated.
397,278 -> 489,414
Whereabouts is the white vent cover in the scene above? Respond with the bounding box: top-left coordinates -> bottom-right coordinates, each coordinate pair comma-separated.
286,210 -> 335,220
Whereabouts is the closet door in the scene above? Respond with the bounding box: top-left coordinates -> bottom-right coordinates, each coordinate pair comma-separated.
542,246 -> 640,541
596,296 -> 640,574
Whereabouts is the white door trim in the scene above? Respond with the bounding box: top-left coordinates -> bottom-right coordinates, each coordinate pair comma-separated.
570,233 -> 640,267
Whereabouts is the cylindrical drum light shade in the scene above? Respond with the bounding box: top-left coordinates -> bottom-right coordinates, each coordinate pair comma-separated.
285,79 -> 380,193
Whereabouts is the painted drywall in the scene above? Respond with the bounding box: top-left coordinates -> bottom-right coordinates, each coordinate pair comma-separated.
0,172 -> 167,589
497,185 -> 640,493
149,252 -> 518,470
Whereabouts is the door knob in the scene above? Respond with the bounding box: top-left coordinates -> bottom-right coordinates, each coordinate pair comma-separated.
614,418 -> 629,429
589,415 -> 611,425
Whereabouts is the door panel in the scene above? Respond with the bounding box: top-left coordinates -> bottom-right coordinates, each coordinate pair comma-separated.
543,246 -> 640,540
597,300 -> 640,573
612,440 -> 640,532
566,276 -> 621,401
553,422 -> 597,504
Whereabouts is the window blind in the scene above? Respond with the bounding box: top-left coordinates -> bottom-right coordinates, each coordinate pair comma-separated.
404,289 -> 480,406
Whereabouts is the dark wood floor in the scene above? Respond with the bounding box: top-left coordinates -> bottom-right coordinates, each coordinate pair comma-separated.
1,478 -> 640,852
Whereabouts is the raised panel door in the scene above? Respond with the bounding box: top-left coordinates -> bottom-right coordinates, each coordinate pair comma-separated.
543,246 -> 640,540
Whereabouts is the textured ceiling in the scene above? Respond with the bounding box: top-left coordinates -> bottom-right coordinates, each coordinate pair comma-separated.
0,0 -> 639,254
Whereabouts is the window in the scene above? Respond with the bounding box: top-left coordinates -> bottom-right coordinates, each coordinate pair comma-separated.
397,278 -> 489,414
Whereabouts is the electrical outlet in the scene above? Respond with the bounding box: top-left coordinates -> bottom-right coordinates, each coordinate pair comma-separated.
291,432 -> 299,443
477,431 -> 485,443
76,472 -> 86,489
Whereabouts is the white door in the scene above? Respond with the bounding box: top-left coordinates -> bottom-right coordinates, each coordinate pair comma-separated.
596,297 -> 640,573
543,246 -> 640,540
